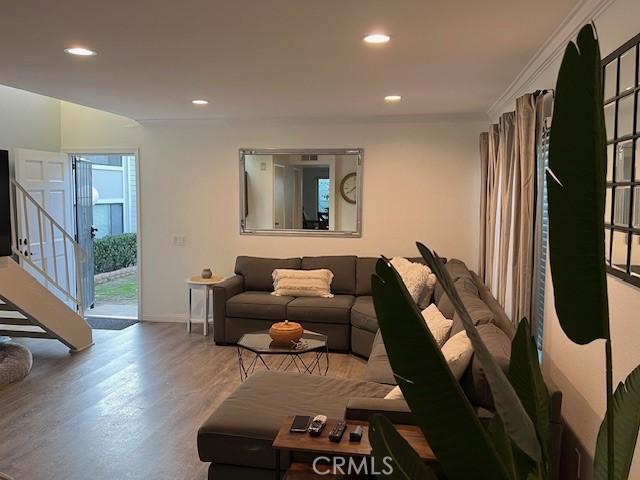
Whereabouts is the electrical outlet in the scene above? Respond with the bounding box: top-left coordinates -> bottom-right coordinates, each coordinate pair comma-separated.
173,235 -> 186,247
575,448 -> 581,479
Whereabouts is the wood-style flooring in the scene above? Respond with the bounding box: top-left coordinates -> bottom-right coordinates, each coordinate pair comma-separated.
0,322 -> 366,480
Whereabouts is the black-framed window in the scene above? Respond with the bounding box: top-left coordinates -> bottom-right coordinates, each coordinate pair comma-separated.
603,33 -> 640,287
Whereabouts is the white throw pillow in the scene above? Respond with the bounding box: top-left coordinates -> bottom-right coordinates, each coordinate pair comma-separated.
389,257 -> 437,309
384,386 -> 404,400
421,304 -> 453,347
271,269 -> 334,298
441,331 -> 474,380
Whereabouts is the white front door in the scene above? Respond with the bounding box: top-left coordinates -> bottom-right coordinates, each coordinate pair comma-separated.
14,148 -> 75,303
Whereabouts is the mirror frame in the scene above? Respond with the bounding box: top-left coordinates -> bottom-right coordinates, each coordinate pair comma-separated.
239,148 -> 363,237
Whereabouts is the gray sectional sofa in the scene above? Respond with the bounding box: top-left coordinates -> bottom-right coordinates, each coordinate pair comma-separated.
213,255 -> 430,357
200,256 -> 564,479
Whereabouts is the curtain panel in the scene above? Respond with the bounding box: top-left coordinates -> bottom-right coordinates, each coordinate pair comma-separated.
479,92 -> 547,325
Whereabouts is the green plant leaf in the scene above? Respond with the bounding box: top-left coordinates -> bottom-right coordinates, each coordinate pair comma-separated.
372,258 -> 512,480
508,318 -> 551,469
488,415 -> 518,479
417,242 -> 542,463
369,414 -> 438,480
594,365 -> 640,480
547,23 -> 609,345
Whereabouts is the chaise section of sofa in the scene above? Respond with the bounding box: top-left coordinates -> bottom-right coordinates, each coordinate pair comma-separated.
197,370 -> 391,480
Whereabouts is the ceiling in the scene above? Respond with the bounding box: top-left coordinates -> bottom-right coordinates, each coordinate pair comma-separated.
0,0 -> 578,121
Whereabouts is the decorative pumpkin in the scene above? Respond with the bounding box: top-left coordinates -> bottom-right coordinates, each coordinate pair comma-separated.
269,320 -> 303,345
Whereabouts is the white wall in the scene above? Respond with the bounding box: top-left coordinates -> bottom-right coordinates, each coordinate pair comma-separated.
497,0 -> 640,477
60,102 -> 484,323
0,85 -> 61,172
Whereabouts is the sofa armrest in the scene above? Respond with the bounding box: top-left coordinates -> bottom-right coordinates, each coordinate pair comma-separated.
345,397 -> 416,425
213,275 -> 244,343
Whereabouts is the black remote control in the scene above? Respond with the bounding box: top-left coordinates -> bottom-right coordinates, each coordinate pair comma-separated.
349,425 -> 364,442
329,420 -> 347,442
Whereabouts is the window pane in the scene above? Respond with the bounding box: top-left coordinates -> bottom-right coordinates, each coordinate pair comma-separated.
605,228 -> 612,265
604,103 -> 616,141
634,186 -> 640,229
612,230 -> 628,271
605,187 -> 613,224
618,95 -> 635,138
636,141 -> 640,181
604,60 -> 617,100
614,186 -> 631,226
317,178 -> 330,212
93,204 -> 110,239
110,204 -> 124,235
607,144 -> 614,181
619,48 -> 637,94
631,235 -> 640,278
615,141 -> 633,181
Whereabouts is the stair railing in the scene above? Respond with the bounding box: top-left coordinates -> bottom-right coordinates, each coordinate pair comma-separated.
9,179 -> 85,318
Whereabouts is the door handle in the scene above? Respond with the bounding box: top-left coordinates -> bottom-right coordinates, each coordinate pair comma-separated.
90,226 -> 98,239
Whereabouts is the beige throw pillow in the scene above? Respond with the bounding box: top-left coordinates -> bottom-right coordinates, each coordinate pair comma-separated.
389,257 -> 437,309
421,304 -> 453,347
384,329 -> 473,401
441,331 -> 474,380
272,269 -> 334,298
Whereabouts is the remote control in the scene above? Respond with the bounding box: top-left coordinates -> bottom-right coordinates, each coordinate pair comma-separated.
328,420 -> 347,442
308,415 -> 327,437
349,425 -> 364,442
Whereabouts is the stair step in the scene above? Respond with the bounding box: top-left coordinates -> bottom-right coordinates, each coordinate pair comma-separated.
0,302 -> 16,311
0,310 -> 28,320
0,329 -> 53,339
0,317 -> 32,326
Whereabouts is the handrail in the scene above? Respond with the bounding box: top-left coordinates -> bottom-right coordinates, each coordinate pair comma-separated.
9,179 -> 85,317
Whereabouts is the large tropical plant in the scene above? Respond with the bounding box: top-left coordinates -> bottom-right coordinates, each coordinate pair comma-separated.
547,23 -> 640,480
368,246 -> 551,479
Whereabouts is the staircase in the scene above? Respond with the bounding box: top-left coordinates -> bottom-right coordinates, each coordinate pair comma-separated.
0,177 -> 92,352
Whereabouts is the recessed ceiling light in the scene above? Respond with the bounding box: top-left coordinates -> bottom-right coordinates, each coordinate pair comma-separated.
64,47 -> 96,56
384,95 -> 402,103
192,99 -> 209,105
364,33 -> 390,44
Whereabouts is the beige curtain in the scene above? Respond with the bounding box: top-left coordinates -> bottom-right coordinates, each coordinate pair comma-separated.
496,112 -> 516,307
481,125 -> 500,290
512,94 -> 536,322
479,93 -> 539,324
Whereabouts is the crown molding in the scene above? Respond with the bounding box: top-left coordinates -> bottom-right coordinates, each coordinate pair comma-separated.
487,0 -> 616,121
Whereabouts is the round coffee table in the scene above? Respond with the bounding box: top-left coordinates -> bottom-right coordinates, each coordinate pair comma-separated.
236,330 -> 329,381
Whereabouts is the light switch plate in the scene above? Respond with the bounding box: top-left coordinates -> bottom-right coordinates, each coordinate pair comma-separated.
173,235 -> 186,246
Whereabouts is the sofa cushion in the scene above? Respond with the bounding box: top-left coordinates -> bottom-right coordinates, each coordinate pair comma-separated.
436,276 -> 478,319
363,330 -> 397,385
356,257 -> 377,296
461,324 -> 512,409
286,295 -> 355,324
471,271 -> 515,339
351,296 -> 378,333
235,256 -> 301,291
450,291 -> 495,336
197,371 -> 391,468
301,256 -> 357,294
226,291 -> 294,320
433,258 -> 474,304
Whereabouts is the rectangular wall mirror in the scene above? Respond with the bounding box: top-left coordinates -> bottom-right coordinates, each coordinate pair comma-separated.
239,148 -> 362,236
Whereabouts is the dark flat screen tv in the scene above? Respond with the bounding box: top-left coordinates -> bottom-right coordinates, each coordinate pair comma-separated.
0,150 -> 11,256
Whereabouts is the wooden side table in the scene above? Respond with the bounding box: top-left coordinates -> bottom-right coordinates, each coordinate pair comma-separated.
272,417 -> 435,479
186,275 -> 224,336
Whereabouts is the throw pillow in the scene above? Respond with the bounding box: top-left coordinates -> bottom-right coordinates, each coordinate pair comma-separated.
272,268 -> 334,298
421,304 -> 453,347
441,331 -> 474,380
389,257 -> 436,309
384,386 -> 404,400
